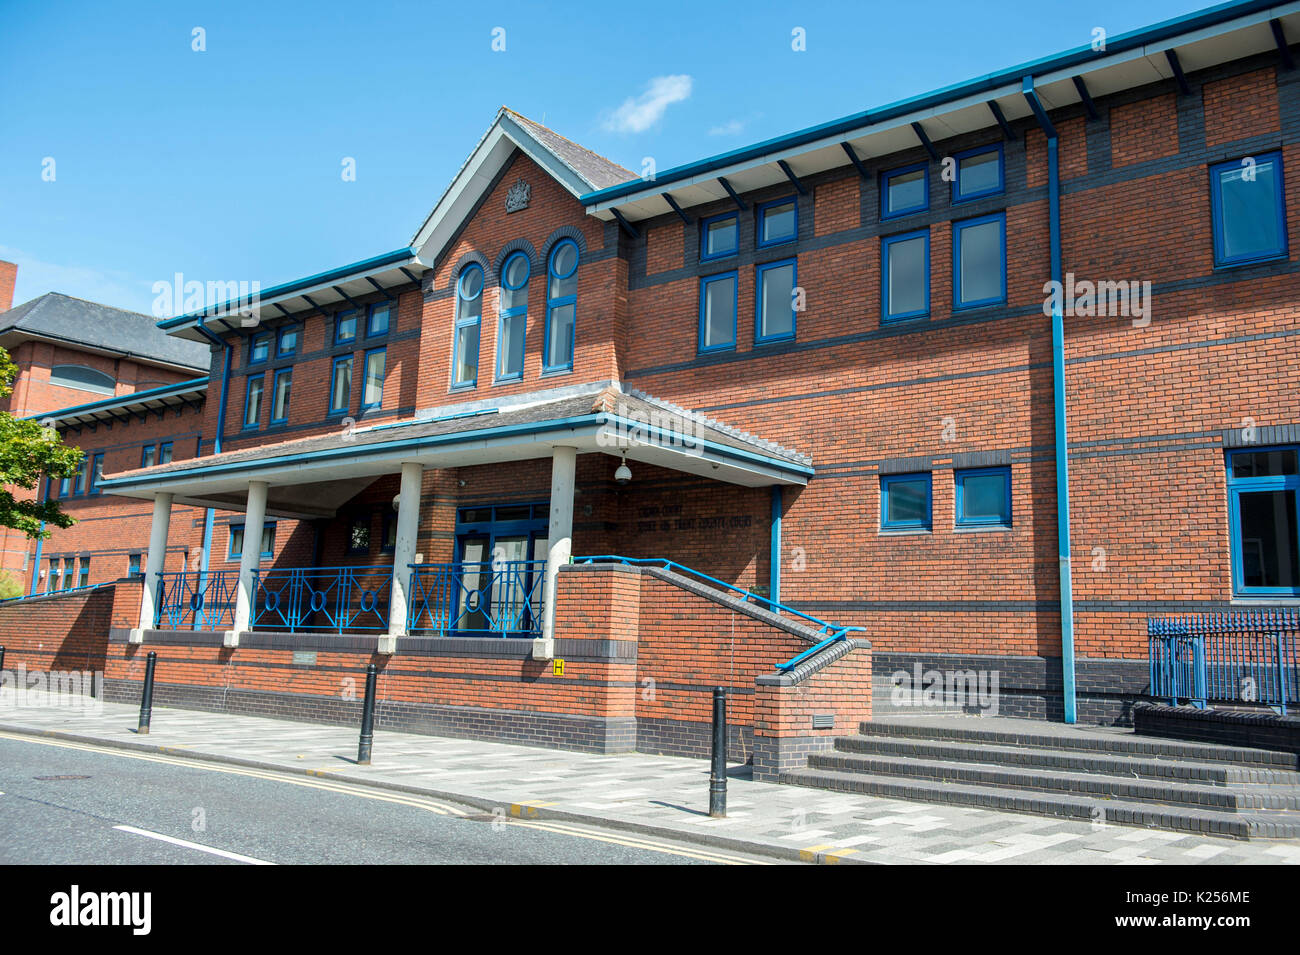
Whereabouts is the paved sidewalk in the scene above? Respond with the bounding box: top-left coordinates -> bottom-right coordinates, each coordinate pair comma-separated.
1,693 -> 1297,865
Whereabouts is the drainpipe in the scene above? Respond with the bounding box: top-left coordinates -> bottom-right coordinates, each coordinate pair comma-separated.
770,485 -> 782,603
1024,76 -> 1077,724
29,481 -> 46,596
194,322 -> 232,583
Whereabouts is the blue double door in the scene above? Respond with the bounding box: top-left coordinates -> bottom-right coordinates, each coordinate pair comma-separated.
454,502 -> 549,634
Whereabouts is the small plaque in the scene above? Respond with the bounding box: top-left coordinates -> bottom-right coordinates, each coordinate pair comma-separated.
552,659 -> 565,676
292,651 -> 317,667
505,179 -> 531,213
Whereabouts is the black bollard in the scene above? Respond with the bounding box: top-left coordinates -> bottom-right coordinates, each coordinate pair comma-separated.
357,663 -> 378,765
137,651 -> 157,734
709,686 -> 727,817
0,645 -> 5,675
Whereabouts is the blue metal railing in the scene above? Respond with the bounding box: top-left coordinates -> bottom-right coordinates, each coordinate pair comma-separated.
574,555 -> 862,670
156,571 -> 237,630
252,565 -> 392,633
407,560 -> 545,638
1149,611 -> 1300,715
0,581 -> 117,604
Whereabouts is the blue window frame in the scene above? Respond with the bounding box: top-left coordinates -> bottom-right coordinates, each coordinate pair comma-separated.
543,239 -> 578,373
128,553 -> 142,577
881,473 -> 932,530
158,442 -> 173,465
755,258 -> 796,343
78,558 -> 89,588
698,271 -> 738,353
271,368 -> 292,424
141,444 -> 156,468
952,144 -> 1004,203
955,466 -> 1012,527
362,348 -> 385,409
87,453 -> 104,495
452,265 -> 483,388
228,523 -> 275,561
700,212 -> 739,261
248,332 -> 271,364
366,302 -> 391,337
243,373 -> 264,430
328,354 -> 353,415
71,456 -> 87,496
953,212 -> 1006,309
881,162 -> 928,219
276,325 -> 299,357
1210,152 -> 1288,268
882,229 -> 930,323
1226,447 -> 1300,595
757,197 -> 797,247
496,252 -> 529,382
335,310 -> 358,345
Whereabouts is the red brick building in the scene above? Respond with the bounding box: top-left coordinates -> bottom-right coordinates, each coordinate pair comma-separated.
4,1 -> 1299,754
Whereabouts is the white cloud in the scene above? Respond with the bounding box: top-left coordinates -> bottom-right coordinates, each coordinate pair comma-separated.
0,245 -> 152,314
602,75 -> 693,134
708,119 -> 746,137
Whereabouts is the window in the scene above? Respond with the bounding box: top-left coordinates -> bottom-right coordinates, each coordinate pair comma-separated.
243,374 -> 264,429
128,553 -> 142,577
1227,447 -> 1300,595
62,557 -> 74,590
366,303 -> 390,337
701,212 -> 739,261
45,557 -> 56,593
249,332 -> 271,364
158,441 -> 173,465
953,144 -> 1004,203
88,453 -> 104,495
334,310 -> 357,345
452,265 -> 483,388
544,240 -> 578,373
49,365 -> 114,395
271,368 -> 292,423
757,197 -> 797,247
382,511 -> 397,553
228,523 -> 275,561
78,558 -> 89,588
881,163 -> 928,219
362,348 -> 385,409
698,271 -> 737,353
755,259 -> 796,343
496,253 -> 529,381
1210,152 -> 1288,268
882,230 -> 930,323
71,456 -> 87,495
881,473 -> 932,530
141,445 -> 156,468
329,355 -> 352,415
276,325 -> 300,357
347,515 -> 371,555
953,212 -> 1006,309
59,475 -> 70,496
955,467 -> 1012,527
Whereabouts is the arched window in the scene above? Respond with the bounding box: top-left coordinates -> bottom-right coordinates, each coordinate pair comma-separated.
50,364 -> 114,396
452,264 -> 483,388
544,240 -> 578,372
496,253 -> 529,381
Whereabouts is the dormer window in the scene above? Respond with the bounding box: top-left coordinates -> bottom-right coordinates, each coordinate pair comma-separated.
49,364 -> 114,396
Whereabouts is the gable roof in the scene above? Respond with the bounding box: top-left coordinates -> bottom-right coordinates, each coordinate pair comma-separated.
0,292 -> 210,372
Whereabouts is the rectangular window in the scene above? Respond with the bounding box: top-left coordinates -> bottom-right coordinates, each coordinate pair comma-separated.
757,197 -> 797,247
62,557 -> 75,590
347,515 -> 371,555
46,558 -> 56,593
701,212 -> 739,261
335,310 -> 358,344
1210,152 -> 1288,267
755,259 -> 796,343
882,230 -> 930,322
362,348 -> 385,408
329,355 -> 353,415
243,374 -> 264,429
496,311 -> 525,381
128,553 -> 142,577
271,368 -> 292,423
158,441 -> 173,465
698,272 -> 737,353
88,452 -> 104,495
955,466 -> 1012,527
881,473 -> 932,530
953,144 -> 1004,203
72,457 -> 87,495
366,303 -> 391,337
1227,447 -> 1300,595
953,212 -> 1006,309
78,558 -> 89,588
249,332 -> 271,364
382,511 -> 397,553
228,523 -> 275,560
881,163 -> 928,219
60,476 -> 70,496
141,445 -> 156,468
276,325 -> 300,356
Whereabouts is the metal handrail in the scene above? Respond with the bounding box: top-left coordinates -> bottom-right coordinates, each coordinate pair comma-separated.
1148,611 -> 1299,714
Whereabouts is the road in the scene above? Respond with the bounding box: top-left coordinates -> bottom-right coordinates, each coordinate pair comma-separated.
0,734 -> 777,865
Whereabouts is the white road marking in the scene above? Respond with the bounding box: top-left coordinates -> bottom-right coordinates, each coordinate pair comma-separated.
113,825 -> 275,865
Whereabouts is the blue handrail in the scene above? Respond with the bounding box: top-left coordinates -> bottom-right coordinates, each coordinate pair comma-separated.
0,581 -> 116,603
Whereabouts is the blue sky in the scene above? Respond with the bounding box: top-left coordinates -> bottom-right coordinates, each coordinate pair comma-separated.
1,0 -> 1211,316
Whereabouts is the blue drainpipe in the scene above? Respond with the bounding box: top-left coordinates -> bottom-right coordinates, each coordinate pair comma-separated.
1024,76 -> 1077,724
29,480 -> 46,596
193,322 -> 232,582
770,485 -> 782,603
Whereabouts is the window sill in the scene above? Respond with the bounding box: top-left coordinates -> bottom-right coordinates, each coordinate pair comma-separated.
952,299 -> 1006,313
954,523 -> 1013,532
1213,252 -> 1289,272
540,366 -> 573,379
1229,595 -> 1300,605
880,527 -> 931,536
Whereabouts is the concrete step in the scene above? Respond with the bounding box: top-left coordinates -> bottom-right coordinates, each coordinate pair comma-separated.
780,767 -> 1300,840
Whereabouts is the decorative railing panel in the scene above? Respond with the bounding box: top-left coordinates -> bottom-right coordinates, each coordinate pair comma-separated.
252,565 -> 392,633
407,560 -> 545,637
156,571 -> 237,631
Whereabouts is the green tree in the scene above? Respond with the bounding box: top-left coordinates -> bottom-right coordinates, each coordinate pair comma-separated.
0,346 -> 84,537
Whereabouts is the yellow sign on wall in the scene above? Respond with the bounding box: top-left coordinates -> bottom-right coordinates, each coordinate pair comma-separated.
552,659 -> 565,676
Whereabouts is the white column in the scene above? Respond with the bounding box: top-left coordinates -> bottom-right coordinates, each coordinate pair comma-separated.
228,480 -> 269,648
537,446 -> 576,660
132,492 -> 174,642
380,462 -> 423,654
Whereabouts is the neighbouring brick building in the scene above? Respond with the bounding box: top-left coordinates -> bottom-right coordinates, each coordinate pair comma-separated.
2,0 -> 1299,760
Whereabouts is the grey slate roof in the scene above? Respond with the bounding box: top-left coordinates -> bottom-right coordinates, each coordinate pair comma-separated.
503,109 -> 635,191
0,292 -> 211,372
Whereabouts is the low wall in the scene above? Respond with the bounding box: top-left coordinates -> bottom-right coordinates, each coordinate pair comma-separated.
1132,701 -> 1300,762
0,579 -> 141,677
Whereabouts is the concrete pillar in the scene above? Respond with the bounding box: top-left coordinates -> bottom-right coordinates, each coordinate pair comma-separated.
227,480 -> 269,648
131,492 -> 174,643
379,462 -> 423,654
537,446 -> 577,660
